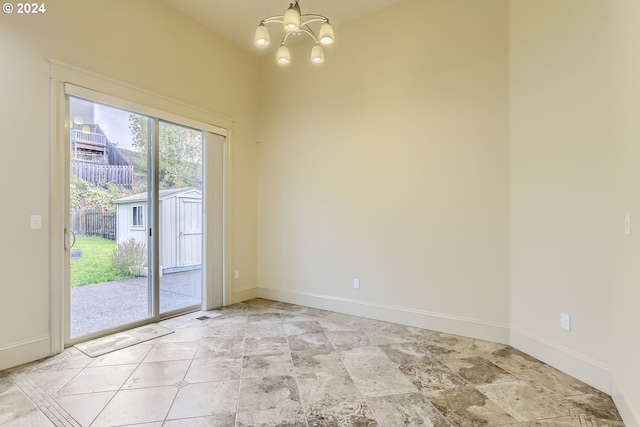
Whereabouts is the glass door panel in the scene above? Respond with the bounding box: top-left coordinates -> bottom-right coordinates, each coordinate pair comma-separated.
68,97 -> 153,340
158,121 -> 203,314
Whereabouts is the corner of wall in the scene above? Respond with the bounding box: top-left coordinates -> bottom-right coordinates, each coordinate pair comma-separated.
611,377 -> 640,427
231,287 -> 258,304
510,327 -> 610,394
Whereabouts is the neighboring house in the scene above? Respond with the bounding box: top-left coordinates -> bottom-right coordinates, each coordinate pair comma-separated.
113,188 -> 203,274
70,122 -> 133,188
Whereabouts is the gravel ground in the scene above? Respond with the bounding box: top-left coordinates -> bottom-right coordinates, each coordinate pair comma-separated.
70,269 -> 201,338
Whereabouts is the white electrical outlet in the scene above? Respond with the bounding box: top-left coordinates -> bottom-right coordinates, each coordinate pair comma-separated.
353,278 -> 360,289
560,313 -> 571,331
234,271 -> 239,280
30,214 -> 42,229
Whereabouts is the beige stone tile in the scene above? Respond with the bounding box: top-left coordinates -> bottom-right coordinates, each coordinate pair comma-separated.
365,329 -> 415,345
297,369 -> 363,405
399,361 -> 469,391
23,367 -> 82,395
57,364 -> 137,395
248,313 -> 282,324
340,346 -> 418,397
488,345 -> 545,372
0,409 -> 54,427
243,336 -> 289,355
368,392 -> 449,427
305,400 -> 378,427
184,356 -> 242,383
167,381 -> 239,420
143,341 -> 199,362
242,352 -> 295,378
426,385 -> 516,427
123,360 -> 191,389
477,380 -> 571,420
194,337 -> 244,359
421,332 -> 476,359
0,379 -> 43,425
564,391 -> 624,422
283,321 -> 324,336
516,363 -> 595,397
291,348 -> 345,375
235,408 -> 307,427
204,322 -> 247,339
379,342 -> 438,365
55,391 -> 115,427
445,356 -> 517,385
237,375 -> 301,412
325,330 -> 375,351
244,322 -> 285,339
287,332 -> 332,352
91,386 -> 178,426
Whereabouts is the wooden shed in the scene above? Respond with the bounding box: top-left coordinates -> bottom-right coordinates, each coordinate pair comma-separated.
113,187 -> 202,273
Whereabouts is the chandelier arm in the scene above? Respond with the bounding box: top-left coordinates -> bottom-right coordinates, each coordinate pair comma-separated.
300,15 -> 329,24
298,26 -> 319,44
281,31 -> 295,45
261,16 -> 286,25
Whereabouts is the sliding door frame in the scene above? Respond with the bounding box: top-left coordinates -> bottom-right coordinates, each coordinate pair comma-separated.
49,60 -> 233,352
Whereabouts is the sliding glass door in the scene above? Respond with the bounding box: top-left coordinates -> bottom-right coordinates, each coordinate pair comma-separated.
66,95 -> 206,342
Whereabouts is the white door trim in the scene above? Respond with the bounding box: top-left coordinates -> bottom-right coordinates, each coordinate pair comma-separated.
49,59 -> 232,352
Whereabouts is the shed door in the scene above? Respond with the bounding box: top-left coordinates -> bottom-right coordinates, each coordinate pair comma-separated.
178,198 -> 202,267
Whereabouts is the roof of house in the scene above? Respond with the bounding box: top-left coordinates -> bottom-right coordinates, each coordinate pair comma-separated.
113,187 -> 201,203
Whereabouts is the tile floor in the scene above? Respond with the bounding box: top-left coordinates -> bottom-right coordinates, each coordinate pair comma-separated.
0,298 -> 625,427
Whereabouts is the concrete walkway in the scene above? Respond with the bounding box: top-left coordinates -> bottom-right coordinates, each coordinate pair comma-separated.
70,269 -> 201,339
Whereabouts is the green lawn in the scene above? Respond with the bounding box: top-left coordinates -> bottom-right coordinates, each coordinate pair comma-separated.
70,237 -> 124,286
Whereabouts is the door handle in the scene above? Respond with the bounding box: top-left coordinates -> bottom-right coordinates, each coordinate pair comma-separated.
65,228 -> 76,250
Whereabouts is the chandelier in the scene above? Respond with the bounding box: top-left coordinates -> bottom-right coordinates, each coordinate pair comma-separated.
254,0 -> 335,65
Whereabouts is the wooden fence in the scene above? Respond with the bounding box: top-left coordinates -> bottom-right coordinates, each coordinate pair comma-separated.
71,160 -> 133,188
70,209 -> 116,241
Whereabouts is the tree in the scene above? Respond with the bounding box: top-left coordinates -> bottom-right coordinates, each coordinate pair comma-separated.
129,114 -> 203,190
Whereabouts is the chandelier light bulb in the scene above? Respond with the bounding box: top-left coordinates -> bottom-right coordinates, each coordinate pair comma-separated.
319,22 -> 334,45
254,23 -> 270,46
283,3 -> 300,31
311,45 -> 324,64
277,45 -> 291,65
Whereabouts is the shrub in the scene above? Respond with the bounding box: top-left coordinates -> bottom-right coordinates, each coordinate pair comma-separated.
111,238 -> 147,277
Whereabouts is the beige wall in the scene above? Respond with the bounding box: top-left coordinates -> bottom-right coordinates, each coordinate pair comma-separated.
256,0 -> 510,340
509,0 -> 613,391
0,0 -> 258,368
610,0 -> 640,422
510,0 -> 640,421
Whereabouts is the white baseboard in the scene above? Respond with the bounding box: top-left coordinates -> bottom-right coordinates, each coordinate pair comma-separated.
611,377 -> 640,427
0,336 -> 51,371
231,287 -> 257,304
256,286 -> 510,344
510,327 -> 611,394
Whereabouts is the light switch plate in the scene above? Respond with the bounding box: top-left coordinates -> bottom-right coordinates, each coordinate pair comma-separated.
560,313 -> 571,331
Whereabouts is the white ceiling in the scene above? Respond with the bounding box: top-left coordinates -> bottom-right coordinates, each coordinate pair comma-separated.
164,0 -> 402,54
